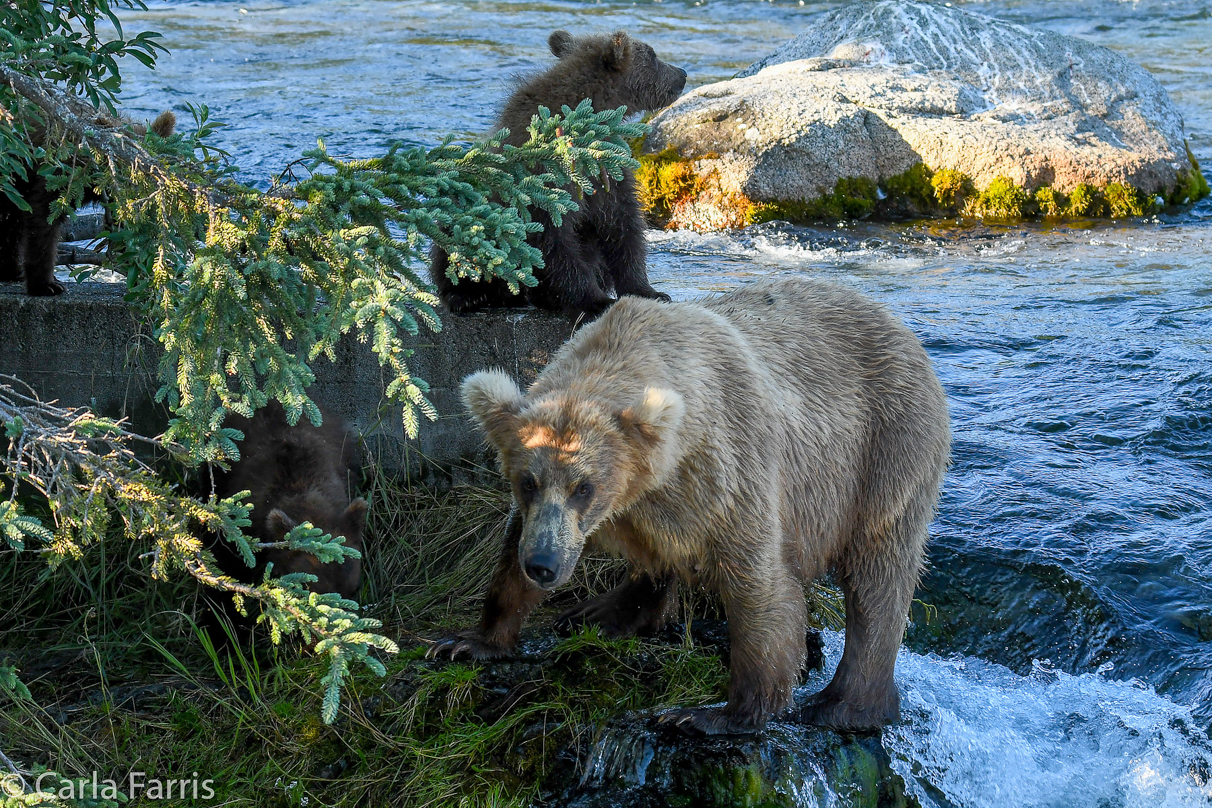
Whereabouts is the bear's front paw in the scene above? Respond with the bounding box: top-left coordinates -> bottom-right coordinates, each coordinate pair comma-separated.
425,630 -> 511,662
27,278 -> 66,296
656,705 -> 765,736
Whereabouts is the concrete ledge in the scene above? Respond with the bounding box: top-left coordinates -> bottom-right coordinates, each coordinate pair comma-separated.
0,283 -> 577,482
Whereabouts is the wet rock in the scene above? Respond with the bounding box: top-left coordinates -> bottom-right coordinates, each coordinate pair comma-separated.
646,0 -> 1204,229
551,713 -> 913,808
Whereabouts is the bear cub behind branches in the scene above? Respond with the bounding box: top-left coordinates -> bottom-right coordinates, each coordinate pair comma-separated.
431,277 -> 951,734
0,110 -> 175,296
205,401 -> 367,639
431,30 -> 686,320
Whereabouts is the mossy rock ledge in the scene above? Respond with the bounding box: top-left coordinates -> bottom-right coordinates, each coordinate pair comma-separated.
552,714 -> 914,807
641,0 -> 1209,231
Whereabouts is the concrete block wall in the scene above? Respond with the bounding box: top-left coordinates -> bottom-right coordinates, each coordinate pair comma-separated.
0,283 -> 577,483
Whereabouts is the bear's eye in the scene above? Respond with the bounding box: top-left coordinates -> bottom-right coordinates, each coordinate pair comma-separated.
574,480 -> 594,499
520,473 -> 538,494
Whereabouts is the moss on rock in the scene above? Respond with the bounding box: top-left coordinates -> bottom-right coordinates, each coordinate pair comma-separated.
930,169 -> 975,212
1103,183 -> 1153,217
1168,143 -> 1211,206
976,176 -> 1030,218
633,140 -> 1207,231
747,177 -> 878,224
1034,186 -> 1065,218
635,145 -> 701,224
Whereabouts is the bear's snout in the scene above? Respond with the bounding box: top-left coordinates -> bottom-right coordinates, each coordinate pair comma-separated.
518,504 -> 583,589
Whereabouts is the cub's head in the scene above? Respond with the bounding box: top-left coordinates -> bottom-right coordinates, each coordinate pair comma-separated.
263,494 -> 369,597
547,29 -> 687,115
463,369 -> 684,590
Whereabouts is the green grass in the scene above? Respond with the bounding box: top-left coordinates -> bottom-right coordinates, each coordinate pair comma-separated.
0,467 -> 844,807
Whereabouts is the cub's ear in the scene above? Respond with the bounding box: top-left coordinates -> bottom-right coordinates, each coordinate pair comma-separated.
266,509 -> 297,540
616,387 -> 684,482
343,497 -> 369,528
603,31 -> 632,71
462,369 -> 525,448
549,29 -> 574,58
150,110 -> 176,138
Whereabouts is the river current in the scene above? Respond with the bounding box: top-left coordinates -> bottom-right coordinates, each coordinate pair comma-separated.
110,1 -> 1212,804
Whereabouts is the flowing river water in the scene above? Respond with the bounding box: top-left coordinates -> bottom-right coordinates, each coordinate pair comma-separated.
110,1 -> 1212,804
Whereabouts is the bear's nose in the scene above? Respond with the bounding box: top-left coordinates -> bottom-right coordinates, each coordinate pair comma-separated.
676,66 -> 687,78
524,553 -> 559,586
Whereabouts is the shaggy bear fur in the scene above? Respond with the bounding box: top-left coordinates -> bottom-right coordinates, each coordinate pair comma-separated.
0,110 -> 175,296
204,401 -> 367,639
430,277 -> 951,734
431,30 -> 686,320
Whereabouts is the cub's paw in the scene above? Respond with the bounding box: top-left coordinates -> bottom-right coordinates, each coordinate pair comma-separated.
443,292 -> 487,315
656,705 -> 764,737
425,631 -> 511,662
27,278 -> 66,296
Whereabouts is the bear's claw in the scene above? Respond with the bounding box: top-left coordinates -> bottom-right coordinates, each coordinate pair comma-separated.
426,631 -> 510,662
28,278 -> 66,296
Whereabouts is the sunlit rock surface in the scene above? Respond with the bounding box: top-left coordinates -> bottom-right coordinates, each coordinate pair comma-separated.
646,0 -> 1198,228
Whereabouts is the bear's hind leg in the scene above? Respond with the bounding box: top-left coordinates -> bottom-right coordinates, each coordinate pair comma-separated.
18,177 -> 66,296
527,216 -> 615,320
553,570 -> 677,638
597,191 -> 669,303
797,492 -> 933,731
0,194 -> 20,283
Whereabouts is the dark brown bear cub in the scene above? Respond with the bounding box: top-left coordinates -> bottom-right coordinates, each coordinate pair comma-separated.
204,401 -> 367,640
0,110 -> 175,296
431,30 -> 686,320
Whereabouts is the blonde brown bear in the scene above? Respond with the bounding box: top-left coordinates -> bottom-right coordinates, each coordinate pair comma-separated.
429,277 -> 950,733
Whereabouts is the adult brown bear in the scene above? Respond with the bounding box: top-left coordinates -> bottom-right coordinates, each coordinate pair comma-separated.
430,277 -> 951,734
431,30 -> 685,320
0,110 -> 175,296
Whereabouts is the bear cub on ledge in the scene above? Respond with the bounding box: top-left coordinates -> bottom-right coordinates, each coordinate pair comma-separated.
430,277 -> 951,734
0,110 -> 176,297
431,30 -> 686,321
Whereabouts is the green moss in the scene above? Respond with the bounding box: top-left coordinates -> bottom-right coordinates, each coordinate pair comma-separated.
1103,182 -> 1154,217
747,177 -> 878,224
1168,142 -> 1211,206
881,162 -> 937,210
635,145 -> 700,224
1034,186 -> 1066,218
1066,183 -> 1105,217
976,175 -> 1030,218
930,169 -> 975,211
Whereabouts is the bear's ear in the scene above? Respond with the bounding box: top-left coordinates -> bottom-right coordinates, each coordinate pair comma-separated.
549,29 -> 574,58
462,369 -> 525,448
603,31 -> 633,72
343,497 -> 369,528
266,508 -> 297,540
616,387 -> 684,482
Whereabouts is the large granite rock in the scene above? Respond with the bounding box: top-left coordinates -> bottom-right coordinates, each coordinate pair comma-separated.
644,0 -> 1206,229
